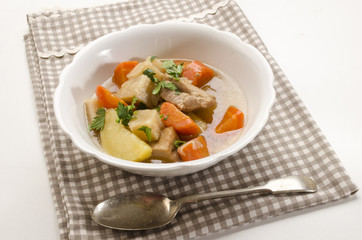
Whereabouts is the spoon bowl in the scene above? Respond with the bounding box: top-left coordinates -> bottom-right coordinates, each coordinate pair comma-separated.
92,193 -> 181,230
91,176 -> 317,230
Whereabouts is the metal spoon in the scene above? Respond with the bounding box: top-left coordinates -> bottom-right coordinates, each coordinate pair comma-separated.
91,175 -> 317,230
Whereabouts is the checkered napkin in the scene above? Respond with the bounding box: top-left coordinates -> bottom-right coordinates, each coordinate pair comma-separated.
24,0 -> 358,239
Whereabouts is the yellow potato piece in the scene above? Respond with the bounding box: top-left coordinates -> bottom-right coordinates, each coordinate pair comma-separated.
100,109 -> 152,162
128,109 -> 164,142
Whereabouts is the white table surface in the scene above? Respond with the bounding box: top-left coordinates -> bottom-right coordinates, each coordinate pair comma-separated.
1,0 -> 361,239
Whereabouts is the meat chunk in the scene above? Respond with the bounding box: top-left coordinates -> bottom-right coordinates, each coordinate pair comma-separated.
160,77 -> 216,112
150,127 -> 180,162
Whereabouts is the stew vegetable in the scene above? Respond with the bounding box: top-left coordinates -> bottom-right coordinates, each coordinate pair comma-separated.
84,56 -> 247,163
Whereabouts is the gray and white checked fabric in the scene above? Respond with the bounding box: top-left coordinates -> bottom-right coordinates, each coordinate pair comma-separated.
25,0 -> 358,239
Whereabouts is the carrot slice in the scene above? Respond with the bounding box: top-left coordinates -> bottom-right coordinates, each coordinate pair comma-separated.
182,60 -> 214,87
215,106 -> 244,134
160,102 -> 201,136
177,136 -> 209,161
95,85 -> 127,109
112,61 -> 138,88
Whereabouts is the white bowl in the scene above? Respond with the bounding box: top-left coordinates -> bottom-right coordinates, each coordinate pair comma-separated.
54,21 -> 274,177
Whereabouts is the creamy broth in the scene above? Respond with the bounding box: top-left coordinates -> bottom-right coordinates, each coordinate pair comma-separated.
197,66 -> 247,154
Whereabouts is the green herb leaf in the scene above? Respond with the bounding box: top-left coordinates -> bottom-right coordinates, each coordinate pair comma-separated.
138,126 -> 152,142
152,82 -> 163,95
143,68 -> 158,83
116,103 -> 132,126
116,97 -> 138,126
174,140 -> 186,148
89,108 -> 106,131
144,68 -> 180,95
161,60 -> 175,69
137,102 -> 147,110
162,60 -> 183,80
163,114 -> 169,120
163,81 -> 179,91
150,56 -> 157,62
155,106 -> 160,111
130,96 -> 138,108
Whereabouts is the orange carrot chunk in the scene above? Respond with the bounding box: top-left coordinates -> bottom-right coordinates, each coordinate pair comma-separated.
215,106 -> 244,134
160,102 -> 201,136
112,61 -> 138,88
177,136 -> 210,161
95,85 -> 127,109
182,60 -> 214,88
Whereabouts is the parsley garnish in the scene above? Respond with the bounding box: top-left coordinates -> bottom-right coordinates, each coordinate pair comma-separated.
152,82 -> 163,95
155,106 -> 160,111
143,68 -> 158,83
158,114 -> 170,120
138,126 -> 152,142
174,140 -> 186,148
163,81 -> 178,91
137,102 -> 147,110
162,60 -> 183,80
153,81 -> 179,95
143,68 -> 179,95
116,97 -> 137,126
89,108 -> 106,131
150,56 -> 157,62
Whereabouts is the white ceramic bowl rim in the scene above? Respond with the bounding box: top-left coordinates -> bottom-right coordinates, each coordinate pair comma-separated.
54,21 -> 275,174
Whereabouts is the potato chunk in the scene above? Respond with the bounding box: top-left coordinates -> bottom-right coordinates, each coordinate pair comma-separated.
84,98 -> 102,126
116,75 -> 159,108
100,109 -> 152,162
127,57 -> 166,80
147,56 -> 165,73
128,109 -> 164,142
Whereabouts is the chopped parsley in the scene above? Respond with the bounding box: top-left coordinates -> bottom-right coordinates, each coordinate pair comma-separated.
152,82 -> 162,95
143,68 -> 179,95
116,97 -> 137,126
137,102 -> 147,110
174,140 -> 186,148
153,81 -> 179,95
150,56 -> 157,62
159,114 -> 169,121
162,60 -> 183,80
138,126 -> 152,142
89,108 -> 106,131
143,68 -> 158,83
163,81 -> 178,91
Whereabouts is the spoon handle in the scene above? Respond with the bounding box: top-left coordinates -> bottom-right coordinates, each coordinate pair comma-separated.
178,176 -> 317,203
179,185 -> 268,203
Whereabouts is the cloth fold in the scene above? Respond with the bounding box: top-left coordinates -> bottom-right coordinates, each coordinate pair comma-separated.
25,0 -> 358,239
